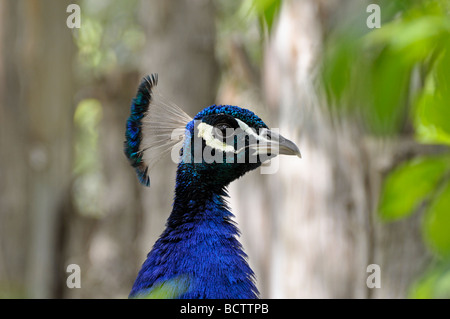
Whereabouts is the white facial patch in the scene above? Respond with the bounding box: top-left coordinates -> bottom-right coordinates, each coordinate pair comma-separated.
197,122 -> 235,153
234,118 -> 275,155
235,119 -> 272,144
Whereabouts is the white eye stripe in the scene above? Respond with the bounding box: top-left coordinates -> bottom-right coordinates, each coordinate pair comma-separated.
197,122 -> 235,153
235,119 -> 272,144
235,118 -> 250,131
197,120 -> 273,155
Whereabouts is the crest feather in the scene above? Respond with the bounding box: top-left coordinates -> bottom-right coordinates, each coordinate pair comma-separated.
124,74 -> 192,186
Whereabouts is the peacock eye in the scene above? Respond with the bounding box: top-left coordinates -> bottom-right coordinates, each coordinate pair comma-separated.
259,128 -> 271,140
213,123 -> 234,140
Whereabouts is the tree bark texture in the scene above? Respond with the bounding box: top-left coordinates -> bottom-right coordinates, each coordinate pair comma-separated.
0,0 -> 76,298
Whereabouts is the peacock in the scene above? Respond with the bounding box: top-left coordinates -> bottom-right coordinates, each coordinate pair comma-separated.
124,74 -> 301,299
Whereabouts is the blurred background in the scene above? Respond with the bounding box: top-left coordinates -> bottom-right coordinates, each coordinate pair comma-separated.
0,0 -> 449,298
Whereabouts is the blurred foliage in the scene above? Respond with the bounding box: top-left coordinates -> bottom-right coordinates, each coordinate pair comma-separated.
410,262 -> 450,298
73,99 -> 104,217
215,0 -> 281,83
423,181 -> 450,257
71,1 -> 144,217
73,99 -> 103,176
73,0 -> 144,78
320,0 -> 450,298
322,0 -> 450,136
414,44 -> 450,145
378,155 -> 449,222
238,0 -> 282,35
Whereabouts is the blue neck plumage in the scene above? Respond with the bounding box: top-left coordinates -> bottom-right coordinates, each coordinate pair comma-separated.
129,162 -> 259,299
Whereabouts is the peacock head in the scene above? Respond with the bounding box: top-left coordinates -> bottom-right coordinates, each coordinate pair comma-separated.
178,104 -> 301,185
124,74 -> 301,187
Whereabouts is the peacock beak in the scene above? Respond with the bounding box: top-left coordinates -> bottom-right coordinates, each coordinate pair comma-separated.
269,131 -> 302,158
277,135 -> 301,158
250,129 -> 301,159
233,119 -> 302,159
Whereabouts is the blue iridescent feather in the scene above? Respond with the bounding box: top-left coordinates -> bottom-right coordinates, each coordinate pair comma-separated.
124,74 -> 158,187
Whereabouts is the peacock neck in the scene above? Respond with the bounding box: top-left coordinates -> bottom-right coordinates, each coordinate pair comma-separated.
169,163 -> 236,240
172,163 -> 229,218
155,163 -> 259,298
129,163 -> 259,298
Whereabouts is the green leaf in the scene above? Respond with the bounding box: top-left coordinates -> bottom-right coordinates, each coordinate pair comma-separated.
414,91 -> 450,145
378,156 -> 449,222
365,48 -> 411,136
414,47 -> 450,145
423,181 -> 450,257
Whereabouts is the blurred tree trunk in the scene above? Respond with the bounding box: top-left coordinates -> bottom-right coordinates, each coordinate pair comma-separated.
0,0 -> 29,298
254,0 -> 431,298
0,0 -> 76,298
